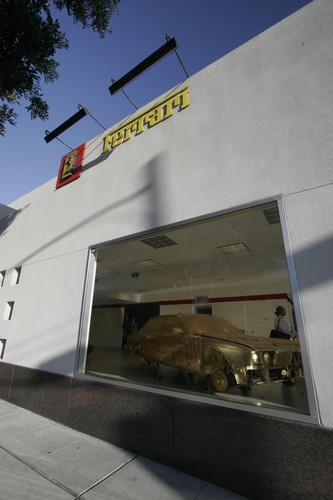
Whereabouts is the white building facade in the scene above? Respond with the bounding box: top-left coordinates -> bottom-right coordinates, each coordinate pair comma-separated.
1,1 -> 332,497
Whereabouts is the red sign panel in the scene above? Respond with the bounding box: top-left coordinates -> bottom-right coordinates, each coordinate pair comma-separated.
56,143 -> 86,189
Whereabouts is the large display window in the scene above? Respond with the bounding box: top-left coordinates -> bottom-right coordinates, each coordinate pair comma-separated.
78,201 -> 313,418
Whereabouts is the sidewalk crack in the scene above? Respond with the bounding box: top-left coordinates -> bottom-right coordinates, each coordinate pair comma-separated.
0,444 -> 79,497
73,455 -> 138,499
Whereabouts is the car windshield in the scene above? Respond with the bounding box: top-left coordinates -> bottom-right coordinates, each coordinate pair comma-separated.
181,315 -> 243,338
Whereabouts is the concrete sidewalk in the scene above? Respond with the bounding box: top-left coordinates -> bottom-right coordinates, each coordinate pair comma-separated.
0,399 -> 249,499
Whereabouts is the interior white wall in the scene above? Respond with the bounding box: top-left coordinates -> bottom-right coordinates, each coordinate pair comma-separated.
160,303 -> 193,315
142,279 -> 290,303
212,299 -> 293,336
148,280 -> 293,335
1,0 -> 332,426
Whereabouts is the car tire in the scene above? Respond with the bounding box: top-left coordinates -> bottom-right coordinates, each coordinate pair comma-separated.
210,369 -> 229,392
131,342 -> 141,355
140,356 -> 151,367
131,342 -> 150,366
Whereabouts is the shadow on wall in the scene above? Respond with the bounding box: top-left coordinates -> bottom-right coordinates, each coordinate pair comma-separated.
0,204 -> 29,236
144,154 -> 165,229
6,312 -> 82,379
292,234 -> 333,290
82,148 -> 113,173
15,154 -> 166,266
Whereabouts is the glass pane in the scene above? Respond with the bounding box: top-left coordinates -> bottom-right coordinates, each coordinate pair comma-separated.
83,201 -> 310,415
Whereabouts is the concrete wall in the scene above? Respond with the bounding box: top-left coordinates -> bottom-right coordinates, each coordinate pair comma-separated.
0,250 -> 87,375
1,0 -> 333,426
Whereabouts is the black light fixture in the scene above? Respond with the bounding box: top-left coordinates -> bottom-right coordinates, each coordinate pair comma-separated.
44,106 -> 89,143
109,37 -> 179,95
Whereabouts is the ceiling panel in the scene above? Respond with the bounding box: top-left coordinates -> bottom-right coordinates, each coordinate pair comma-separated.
93,202 -> 289,304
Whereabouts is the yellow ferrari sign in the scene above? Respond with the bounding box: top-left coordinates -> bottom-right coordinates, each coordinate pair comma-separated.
102,86 -> 190,154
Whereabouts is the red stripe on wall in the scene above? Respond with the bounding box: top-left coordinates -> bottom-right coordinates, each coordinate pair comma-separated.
93,293 -> 288,309
160,293 -> 287,305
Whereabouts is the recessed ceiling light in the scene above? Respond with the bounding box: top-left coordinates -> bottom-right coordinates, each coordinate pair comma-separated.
217,243 -> 249,255
141,235 -> 177,249
134,259 -> 161,267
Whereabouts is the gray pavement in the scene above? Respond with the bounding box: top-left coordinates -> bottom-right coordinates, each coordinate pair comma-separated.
0,399 -> 249,499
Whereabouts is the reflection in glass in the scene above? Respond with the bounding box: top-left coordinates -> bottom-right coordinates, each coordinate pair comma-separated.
83,201 -> 309,415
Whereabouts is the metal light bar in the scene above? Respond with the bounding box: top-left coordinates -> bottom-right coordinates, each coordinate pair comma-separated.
109,37 -> 179,95
44,106 -> 89,143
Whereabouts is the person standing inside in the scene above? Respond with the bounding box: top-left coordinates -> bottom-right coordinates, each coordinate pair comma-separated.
274,306 -> 291,336
274,305 -> 299,385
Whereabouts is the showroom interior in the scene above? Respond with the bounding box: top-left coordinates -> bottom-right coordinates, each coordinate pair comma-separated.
82,200 -> 310,415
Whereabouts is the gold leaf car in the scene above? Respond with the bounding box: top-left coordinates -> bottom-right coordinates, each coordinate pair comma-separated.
125,313 -> 301,392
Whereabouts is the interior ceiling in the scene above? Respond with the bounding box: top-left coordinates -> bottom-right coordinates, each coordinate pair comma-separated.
93,202 -> 289,304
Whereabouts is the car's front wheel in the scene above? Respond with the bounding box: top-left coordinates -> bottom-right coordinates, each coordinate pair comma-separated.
131,342 -> 141,355
210,368 -> 229,392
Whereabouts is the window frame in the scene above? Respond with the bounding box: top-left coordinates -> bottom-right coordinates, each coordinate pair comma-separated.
75,196 -> 319,425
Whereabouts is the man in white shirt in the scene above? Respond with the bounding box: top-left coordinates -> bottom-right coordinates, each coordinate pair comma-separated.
274,306 -> 290,334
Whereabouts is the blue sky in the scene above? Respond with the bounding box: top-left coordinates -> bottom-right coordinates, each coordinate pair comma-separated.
1,0 -> 311,205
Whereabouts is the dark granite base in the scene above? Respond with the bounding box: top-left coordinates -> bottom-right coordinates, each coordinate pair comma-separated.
0,361 -> 332,499
9,365 -> 70,422
65,378 -> 174,466
173,399 -> 333,499
0,362 -> 14,400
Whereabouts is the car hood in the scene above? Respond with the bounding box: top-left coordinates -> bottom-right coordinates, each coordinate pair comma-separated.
179,314 -> 298,351
199,333 -> 300,352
